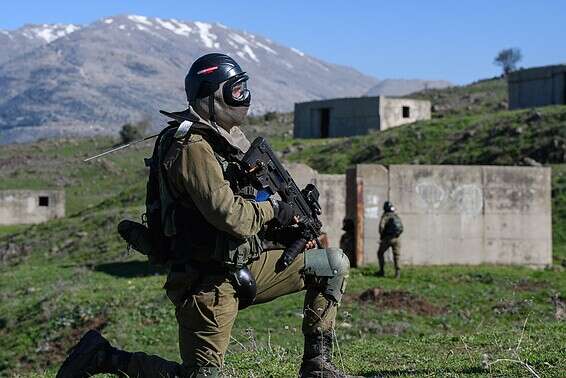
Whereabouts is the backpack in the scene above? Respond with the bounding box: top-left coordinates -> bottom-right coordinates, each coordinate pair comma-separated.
117,125 -> 177,265
384,214 -> 403,238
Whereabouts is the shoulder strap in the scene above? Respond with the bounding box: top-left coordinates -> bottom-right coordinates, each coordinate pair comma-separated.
189,127 -> 242,161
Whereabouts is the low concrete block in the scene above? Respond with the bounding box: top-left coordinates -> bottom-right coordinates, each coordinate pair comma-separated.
0,190 -> 65,225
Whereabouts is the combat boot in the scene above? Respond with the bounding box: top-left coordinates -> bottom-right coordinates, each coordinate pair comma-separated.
57,330 -> 131,378
299,331 -> 362,378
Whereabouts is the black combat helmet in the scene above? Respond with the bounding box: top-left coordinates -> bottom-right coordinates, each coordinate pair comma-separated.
383,201 -> 395,212
185,53 -> 251,107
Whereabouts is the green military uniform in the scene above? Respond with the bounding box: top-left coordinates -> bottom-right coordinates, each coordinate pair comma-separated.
377,211 -> 402,277
57,52 -> 356,378
123,115 -> 350,377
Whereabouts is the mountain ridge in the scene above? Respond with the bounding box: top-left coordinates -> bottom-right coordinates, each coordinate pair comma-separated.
0,14 -> 379,143
1,15 -> 452,144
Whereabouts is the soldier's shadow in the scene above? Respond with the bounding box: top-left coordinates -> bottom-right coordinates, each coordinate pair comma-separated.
94,261 -> 166,278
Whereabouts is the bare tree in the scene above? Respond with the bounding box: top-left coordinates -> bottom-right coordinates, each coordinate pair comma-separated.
494,48 -> 523,76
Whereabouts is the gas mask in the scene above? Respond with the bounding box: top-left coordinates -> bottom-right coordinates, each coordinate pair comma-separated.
194,75 -> 251,131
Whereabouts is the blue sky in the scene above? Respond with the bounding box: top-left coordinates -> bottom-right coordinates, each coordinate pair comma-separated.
1,0 -> 565,84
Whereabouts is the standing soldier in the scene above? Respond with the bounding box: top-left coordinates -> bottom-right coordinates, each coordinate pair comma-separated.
57,53 -> 359,378
376,201 -> 403,278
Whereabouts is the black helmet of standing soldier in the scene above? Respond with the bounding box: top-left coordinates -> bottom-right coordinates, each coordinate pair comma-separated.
185,53 -> 251,130
383,201 -> 395,212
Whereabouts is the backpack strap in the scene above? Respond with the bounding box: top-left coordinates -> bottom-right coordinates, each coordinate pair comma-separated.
174,120 -> 193,141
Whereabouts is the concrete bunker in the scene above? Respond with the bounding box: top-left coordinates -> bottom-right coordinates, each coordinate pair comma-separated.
0,190 -> 65,225
508,64 -> 566,109
294,96 -> 431,138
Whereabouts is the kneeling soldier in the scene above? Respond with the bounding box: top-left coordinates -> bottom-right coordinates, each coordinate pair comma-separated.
57,53 -> 359,378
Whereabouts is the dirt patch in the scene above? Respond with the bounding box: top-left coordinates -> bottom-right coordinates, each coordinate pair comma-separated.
492,299 -> 532,315
347,287 -> 446,316
30,313 -> 109,372
512,278 -> 548,292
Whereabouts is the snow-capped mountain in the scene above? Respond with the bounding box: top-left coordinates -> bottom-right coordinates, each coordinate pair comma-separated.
0,23 -> 80,64
0,15 -> 378,143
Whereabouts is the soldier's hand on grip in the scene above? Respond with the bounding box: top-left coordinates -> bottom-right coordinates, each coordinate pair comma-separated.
271,200 -> 295,226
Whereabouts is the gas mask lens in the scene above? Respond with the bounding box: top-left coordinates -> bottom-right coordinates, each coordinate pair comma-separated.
222,74 -> 251,107
231,80 -> 249,101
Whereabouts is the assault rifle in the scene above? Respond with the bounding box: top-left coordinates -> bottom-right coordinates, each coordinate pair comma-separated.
241,137 -> 323,272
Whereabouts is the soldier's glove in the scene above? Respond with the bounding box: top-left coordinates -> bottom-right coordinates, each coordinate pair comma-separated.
264,224 -> 303,247
270,199 -> 295,226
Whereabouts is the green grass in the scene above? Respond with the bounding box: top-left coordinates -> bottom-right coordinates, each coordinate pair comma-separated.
0,180 -> 564,377
0,225 -> 27,237
1,247 -> 564,376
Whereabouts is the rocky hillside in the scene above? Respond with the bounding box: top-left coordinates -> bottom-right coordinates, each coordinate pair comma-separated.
0,15 -> 378,143
409,77 -> 507,117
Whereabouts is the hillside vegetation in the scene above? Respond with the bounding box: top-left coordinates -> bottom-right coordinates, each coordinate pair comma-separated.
1,78 -> 565,377
287,105 -> 566,172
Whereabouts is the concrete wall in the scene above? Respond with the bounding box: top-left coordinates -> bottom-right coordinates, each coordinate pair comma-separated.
315,174 -> 346,247
508,65 -> 566,109
0,190 -> 65,225
379,97 -> 431,130
294,96 -> 431,138
348,164 -> 552,267
285,163 -> 346,247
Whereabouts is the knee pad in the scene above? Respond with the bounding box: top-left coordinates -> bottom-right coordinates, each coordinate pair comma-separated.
304,248 -> 350,303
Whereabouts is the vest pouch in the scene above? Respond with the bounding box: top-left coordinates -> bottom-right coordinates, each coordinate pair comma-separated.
214,233 -> 263,268
164,265 -> 200,307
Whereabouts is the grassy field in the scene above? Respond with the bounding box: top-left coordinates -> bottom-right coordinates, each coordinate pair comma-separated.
1,194 -> 565,377
1,78 -> 565,377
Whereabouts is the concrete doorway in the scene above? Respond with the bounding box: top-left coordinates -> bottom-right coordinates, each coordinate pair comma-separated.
319,108 -> 330,138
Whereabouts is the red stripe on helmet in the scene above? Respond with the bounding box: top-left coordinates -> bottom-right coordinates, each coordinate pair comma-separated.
197,66 -> 219,75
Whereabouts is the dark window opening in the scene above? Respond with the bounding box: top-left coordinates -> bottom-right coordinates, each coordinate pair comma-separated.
39,196 -> 49,207
402,106 -> 410,118
319,108 -> 330,138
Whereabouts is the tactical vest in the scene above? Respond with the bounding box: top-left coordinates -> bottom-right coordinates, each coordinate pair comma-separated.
158,123 -> 263,269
